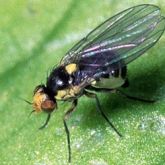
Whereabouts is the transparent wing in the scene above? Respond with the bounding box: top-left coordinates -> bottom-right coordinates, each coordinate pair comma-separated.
60,4 -> 165,69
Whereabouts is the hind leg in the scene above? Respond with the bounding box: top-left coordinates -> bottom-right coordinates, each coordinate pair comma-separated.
86,78 -> 156,103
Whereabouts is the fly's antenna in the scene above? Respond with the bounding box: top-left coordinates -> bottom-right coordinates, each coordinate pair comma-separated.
29,110 -> 35,117
19,97 -> 32,105
24,99 -> 32,105
18,97 -> 34,117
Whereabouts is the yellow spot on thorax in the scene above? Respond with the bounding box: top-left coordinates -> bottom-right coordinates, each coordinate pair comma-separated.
65,63 -> 77,74
55,90 -> 67,100
55,85 -> 81,100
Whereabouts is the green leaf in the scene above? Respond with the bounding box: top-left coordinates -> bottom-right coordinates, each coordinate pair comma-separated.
0,1 -> 165,165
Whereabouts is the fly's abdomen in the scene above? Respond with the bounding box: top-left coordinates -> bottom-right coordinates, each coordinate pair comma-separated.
92,66 -> 127,89
73,50 -> 127,90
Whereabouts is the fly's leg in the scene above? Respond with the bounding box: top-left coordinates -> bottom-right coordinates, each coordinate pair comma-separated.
121,78 -> 129,88
87,78 -> 156,103
84,90 -> 122,137
63,99 -> 78,163
120,79 -> 155,102
39,113 -> 51,129
116,89 -> 156,103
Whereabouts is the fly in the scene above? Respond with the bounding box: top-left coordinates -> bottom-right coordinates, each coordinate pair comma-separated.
31,4 -> 165,163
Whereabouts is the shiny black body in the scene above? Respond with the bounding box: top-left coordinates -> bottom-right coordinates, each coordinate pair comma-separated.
46,66 -> 70,95
46,51 -> 127,99
33,4 -> 165,163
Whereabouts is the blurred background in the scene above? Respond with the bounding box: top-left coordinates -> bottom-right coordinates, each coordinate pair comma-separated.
0,0 -> 165,164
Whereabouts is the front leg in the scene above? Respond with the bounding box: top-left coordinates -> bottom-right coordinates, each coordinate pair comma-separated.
84,90 -> 122,137
39,113 -> 51,130
63,99 -> 78,163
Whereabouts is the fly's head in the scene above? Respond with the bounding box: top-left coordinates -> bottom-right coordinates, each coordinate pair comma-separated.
33,85 -> 57,113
